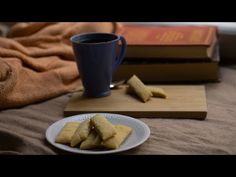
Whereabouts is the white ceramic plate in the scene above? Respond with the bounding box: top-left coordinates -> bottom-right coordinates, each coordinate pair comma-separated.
46,113 -> 150,154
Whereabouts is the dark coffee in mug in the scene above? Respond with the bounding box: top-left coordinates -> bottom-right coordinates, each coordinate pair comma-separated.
71,33 -> 126,97
80,39 -> 112,43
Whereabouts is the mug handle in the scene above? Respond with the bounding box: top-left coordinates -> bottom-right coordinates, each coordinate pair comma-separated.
112,35 -> 127,72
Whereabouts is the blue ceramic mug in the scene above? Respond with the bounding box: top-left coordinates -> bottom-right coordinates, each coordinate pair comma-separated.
71,32 -> 126,97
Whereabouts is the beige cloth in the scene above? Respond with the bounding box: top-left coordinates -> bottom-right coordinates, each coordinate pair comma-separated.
0,66 -> 236,154
0,22 -> 116,109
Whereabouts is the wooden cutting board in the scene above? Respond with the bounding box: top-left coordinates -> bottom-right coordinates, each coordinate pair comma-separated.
64,85 -> 207,119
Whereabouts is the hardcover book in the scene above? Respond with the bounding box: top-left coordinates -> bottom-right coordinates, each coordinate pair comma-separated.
116,25 -> 218,60
113,45 -> 220,83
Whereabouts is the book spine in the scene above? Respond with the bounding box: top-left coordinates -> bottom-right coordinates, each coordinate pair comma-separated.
113,63 -> 219,83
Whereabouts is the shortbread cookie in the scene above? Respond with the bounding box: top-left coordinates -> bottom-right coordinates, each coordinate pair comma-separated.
148,86 -> 167,98
80,130 -> 102,150
55,122 -> 80,144
127,75 -> 152,102
126,85 -> 134,94
70,119 -> 91,147
101,125 -> 132,149
90,114 -> 116,140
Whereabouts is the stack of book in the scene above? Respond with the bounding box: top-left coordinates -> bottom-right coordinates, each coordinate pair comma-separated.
113,24 -> 220,83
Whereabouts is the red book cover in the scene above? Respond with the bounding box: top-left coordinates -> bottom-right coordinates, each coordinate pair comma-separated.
116,25 -> 217,46
115,24 -> 219,59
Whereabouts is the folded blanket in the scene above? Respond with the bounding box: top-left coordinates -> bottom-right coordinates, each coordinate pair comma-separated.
0,22 -> 117,109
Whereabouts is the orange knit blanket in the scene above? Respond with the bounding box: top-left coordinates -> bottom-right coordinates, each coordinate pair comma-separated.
0,22 -> 116,109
